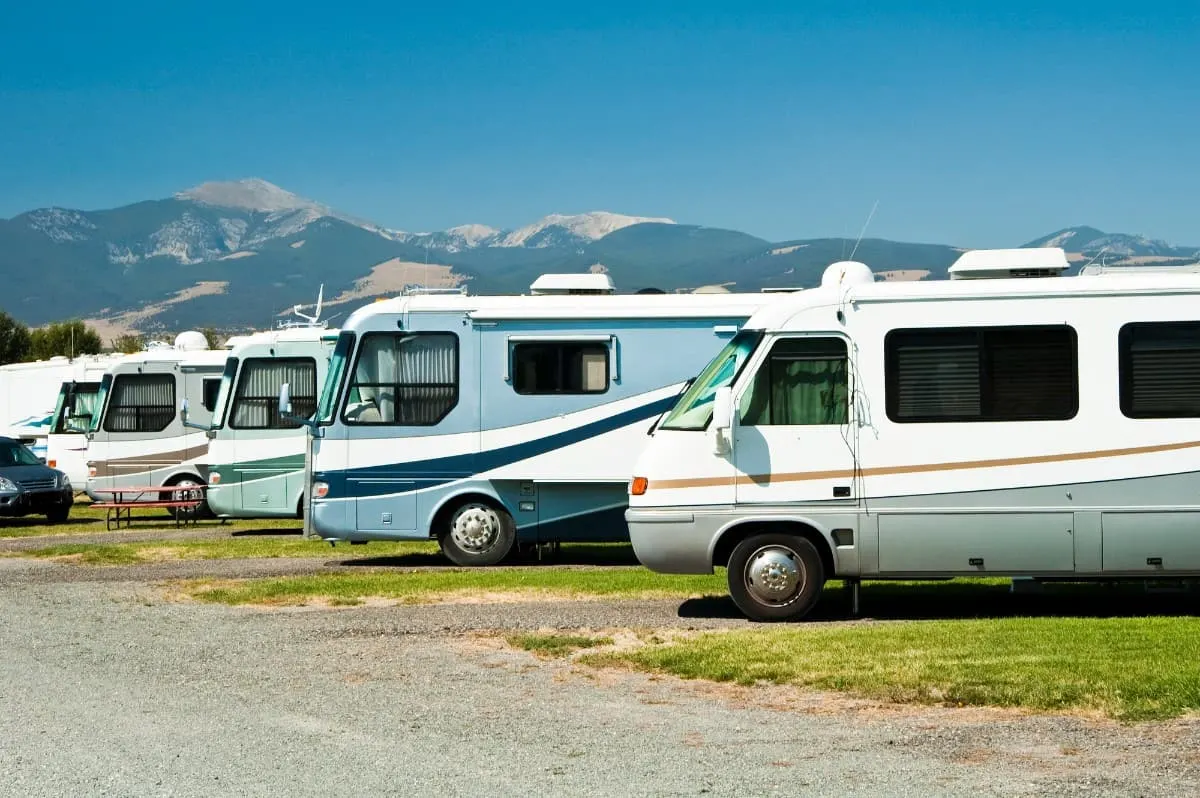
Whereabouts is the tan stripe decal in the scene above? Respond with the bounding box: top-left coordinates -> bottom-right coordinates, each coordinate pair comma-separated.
89,445 -> 209,478
647,438 -> 1200,491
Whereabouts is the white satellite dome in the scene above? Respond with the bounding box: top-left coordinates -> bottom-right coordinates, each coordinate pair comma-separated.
821,260 -> 875,289
173,330 -> 210,351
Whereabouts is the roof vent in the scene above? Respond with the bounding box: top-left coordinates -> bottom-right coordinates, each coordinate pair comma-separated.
949,248 -> 1069,280
529,273 -> 615,295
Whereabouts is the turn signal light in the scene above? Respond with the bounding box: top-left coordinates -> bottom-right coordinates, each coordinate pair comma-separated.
630,476 -> 648,496
312,481 -> 330,499
208,473 -> 221,485
88,466 -> 97,478
48,459 -> 56,468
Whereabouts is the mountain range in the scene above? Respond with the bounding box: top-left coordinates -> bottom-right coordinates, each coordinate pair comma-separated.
1,178 -> 1196,335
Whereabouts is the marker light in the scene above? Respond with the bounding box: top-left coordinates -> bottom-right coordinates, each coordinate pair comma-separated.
312,481 -> 330,499
208,473 -> 222,485
630,477 -> 648,496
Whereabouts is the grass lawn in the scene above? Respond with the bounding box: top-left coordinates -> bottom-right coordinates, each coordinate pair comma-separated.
0,499 -> 300,539
582,616 -> 1200,722
16,536 -> 438,565
183,567 -> 728,606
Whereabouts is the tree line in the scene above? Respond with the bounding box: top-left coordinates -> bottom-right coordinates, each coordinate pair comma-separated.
0,311 -> 223,366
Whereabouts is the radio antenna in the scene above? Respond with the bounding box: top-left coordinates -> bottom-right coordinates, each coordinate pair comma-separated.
848,199 -> 879,261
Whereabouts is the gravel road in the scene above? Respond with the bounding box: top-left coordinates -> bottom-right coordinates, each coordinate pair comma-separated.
2,557 -> 1198,797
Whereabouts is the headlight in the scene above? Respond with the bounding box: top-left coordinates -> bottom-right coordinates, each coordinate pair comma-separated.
59,474 -> 71,490
311,481 -> 329,499
0,477 -> 18,492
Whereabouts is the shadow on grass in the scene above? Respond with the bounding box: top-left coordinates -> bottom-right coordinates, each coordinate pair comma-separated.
336,542 -> 641,569
678,579 -> 1200,623
231,528 -> 304,538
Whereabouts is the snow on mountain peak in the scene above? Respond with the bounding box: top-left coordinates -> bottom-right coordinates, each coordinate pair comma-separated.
496,211 -> 675,248
176,178 -> 325,214
445,223 -> 500,246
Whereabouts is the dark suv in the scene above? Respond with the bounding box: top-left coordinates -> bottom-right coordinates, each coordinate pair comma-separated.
0,436 -> 73,523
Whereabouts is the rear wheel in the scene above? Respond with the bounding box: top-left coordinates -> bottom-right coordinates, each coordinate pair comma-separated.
727,533 -> 825,622
167,475 -> 209,520
438,500 -> 516,567
45,505 -> 70,524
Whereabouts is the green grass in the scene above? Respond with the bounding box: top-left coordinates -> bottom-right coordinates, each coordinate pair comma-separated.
184,568 -> 727,606
508,633 -> 614,658
586,617 -> 1200,722
15,536 -> 437,564
0,500 -> 300,538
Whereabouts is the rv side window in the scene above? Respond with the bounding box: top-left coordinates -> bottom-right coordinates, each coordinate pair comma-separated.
885,325 -> 1077,423
512,342 -> 609,395
103,374 -> 176,433
202,378 -> 221,413
231,358 -> 318,429
343,332 -> 458,426
740,337 -> 848,426
1119,322 -> 1200,418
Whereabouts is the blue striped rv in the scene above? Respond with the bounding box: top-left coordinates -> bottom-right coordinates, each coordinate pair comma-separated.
291,275 -> 776,565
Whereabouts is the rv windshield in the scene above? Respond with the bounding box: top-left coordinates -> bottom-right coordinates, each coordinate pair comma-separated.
52,381 -> 102,434
89,374 -> 112,432
210,357 -> 239,430
318,331 -> 355,424
659,330 -> 763,431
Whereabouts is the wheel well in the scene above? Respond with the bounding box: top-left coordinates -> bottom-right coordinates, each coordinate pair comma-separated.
712,521 -> 835,576
430,492 -> 510,541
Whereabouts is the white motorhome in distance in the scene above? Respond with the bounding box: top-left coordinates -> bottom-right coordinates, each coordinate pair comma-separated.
45,353 -> 134,486
627,247 -> 1200,621
0,356 -> 122,461
287,274 -> 778,565
198,325 -> 338,519
85,333 -> 230,516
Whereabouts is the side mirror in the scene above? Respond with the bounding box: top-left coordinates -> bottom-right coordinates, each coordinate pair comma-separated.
278,383 -> 292,416
180,397 -> 210,432
180,398 -> 189,423
711,386 -> 734,456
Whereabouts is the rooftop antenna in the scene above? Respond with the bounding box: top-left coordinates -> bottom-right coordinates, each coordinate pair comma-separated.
291,284 -> 324,327
848,199 -> 879,262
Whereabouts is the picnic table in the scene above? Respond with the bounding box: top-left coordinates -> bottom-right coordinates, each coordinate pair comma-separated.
90,485 -> 207,531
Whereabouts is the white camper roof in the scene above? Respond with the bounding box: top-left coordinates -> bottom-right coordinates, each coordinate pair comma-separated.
948,247 -> 1070,279
529,273 -> 616,295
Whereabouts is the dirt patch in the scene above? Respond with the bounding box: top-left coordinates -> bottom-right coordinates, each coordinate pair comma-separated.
876,269 -> 931,282
324,258 -> 467,307
83,281 -> 230,338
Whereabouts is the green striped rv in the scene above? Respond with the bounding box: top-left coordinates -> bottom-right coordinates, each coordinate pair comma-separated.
199,326 -> 338,519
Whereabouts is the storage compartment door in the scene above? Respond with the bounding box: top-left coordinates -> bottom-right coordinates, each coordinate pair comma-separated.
878,513 -> 1075,574
1101,512 -> 1200,573
353,479 -> 418,534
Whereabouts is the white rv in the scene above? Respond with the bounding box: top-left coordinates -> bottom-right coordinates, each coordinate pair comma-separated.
627,248 -> 1200,621
45,353 -> 132,486
85,333 -> 229,516
198,325 -> 338,519
286,275 -> 776,565
0,356 -> 120,461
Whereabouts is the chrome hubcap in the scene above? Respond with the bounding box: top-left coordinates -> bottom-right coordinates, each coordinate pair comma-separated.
450,505 -> 500,553
744,545 -> 805,606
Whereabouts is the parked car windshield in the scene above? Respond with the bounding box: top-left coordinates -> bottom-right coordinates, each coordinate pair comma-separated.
659,330 -> 763,431
0,440 -> 43,467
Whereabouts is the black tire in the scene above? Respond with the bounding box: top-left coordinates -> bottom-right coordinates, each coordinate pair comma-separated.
727,533 -> 825,622
45,506 -> 70,524
438,500 -> 516,567
167,475 -> 210,520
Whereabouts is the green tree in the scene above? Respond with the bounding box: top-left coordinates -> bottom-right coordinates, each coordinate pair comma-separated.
0,312 -> 32,365
201,327 -> 223,349
29,320 -> 103,360
110,333 -> 145,354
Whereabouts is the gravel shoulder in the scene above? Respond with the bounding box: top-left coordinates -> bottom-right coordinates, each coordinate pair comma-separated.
2,558 -> 1198,796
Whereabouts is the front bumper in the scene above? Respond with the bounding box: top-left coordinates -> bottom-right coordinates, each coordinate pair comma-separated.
0,489 -> 74,517
626,508 -> 714,574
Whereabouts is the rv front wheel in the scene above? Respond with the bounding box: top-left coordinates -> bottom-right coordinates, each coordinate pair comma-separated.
167,476 -> 210,520
440,501 -> 515,567
727,533 -> 825,622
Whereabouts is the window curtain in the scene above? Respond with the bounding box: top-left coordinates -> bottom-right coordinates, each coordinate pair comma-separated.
108,375 -> 174,432
66,390 -> 99,432
742,358 -> 848,425
396,334 -> 456,424
232,360 -> 317,429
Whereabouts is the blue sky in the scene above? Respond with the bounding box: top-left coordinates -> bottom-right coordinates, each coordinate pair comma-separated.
1,1 -> 1197,246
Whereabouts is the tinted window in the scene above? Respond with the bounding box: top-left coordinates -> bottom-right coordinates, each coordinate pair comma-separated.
741,337 -> 848,426
344,333 -> 458,425
103,374 -> 176,433
202,378 -> 221,413
513,342 -> 609,395
1120,322 -> 1200,418
231,358 -> 318,430
886,326 -> 1077,422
